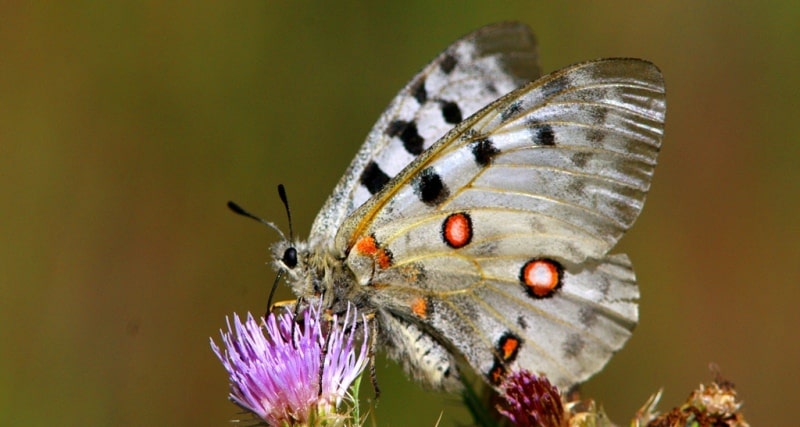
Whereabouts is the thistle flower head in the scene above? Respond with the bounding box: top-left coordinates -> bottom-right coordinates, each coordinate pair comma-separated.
496,370 -> 565,427
211,303 -> 369,426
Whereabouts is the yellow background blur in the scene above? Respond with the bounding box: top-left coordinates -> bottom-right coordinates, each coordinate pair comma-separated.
2,2 -> 797,426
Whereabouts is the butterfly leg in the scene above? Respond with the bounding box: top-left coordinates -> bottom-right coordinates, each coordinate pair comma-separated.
367,313 -> 381,400
268,298 -> 297,313
290,297 -> 306,349
266,298 -> 302,345
317,316 -> 334,398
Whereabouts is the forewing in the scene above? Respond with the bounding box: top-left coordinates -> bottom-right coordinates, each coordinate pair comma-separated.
341,58 -> 665,389
338,58 -> 665,262
309,22 -> 540,247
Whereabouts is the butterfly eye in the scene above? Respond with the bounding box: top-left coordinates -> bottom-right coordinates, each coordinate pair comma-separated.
282,247 -> 298,269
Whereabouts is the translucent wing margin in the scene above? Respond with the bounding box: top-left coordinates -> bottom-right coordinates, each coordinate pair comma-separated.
309,22 -> 540,248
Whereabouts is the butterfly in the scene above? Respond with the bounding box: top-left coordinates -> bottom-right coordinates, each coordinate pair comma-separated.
256,22 -> 665,392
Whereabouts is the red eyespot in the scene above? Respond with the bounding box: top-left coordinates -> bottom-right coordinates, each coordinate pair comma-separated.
498,333 -> 521,362
520,259 -> 563,298
442,212 -> 472,249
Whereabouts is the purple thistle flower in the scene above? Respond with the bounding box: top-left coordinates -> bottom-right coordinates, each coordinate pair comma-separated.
496,370 -> 565,427
210,303 -> 369,426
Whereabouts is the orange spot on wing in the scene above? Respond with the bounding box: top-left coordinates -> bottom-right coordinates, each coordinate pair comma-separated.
488,364 -> 506,385
501,337 -> 520,361
375,247 -> 393,269
411,297 -> 428,318
497,332 -> 522,363
355,235 -> 378,255
354,235 -> 393,269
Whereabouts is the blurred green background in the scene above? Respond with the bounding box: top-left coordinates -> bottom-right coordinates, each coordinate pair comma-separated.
2,2 -> 797,426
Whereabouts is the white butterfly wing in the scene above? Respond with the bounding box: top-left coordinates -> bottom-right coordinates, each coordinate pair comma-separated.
339,59 -> 664,260
339,58 -> 665,389
309,22 -> 540,247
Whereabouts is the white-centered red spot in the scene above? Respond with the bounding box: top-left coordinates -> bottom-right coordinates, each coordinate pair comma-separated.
520,258 -> 562,298
442,212 -> 472,249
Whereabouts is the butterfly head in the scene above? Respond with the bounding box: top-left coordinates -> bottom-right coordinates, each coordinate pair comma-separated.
271,238 -> 330,302
271,239 -> 307,279
227,198 -> 323,305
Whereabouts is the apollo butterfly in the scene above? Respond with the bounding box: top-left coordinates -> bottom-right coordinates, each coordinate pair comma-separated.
249,22 -> 665,391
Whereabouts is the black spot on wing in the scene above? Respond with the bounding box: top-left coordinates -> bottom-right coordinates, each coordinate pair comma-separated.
571,152 -> 592,168
413,167 -> 449,206
360,162 -> 390,195
587,129 -> 606,143
578,307 -> 598,328
569,179 -> 586,196
590,105 -> 609,124
562,334 -> 585,359
541,75 -> 571,99
440,54 -> 457,74
385,120 -> 405,136
440,101 -> 462,124
500,101 -> 523,122
597,275 -> 612,297
470,138 -> 500,166
529,122 -> 555,146
411,79 -> 427,104
386,120 -> 425,155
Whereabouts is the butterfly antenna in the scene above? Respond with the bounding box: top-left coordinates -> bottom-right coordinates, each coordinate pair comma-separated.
227,201 -> 288,241
277,184 -> 294,241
